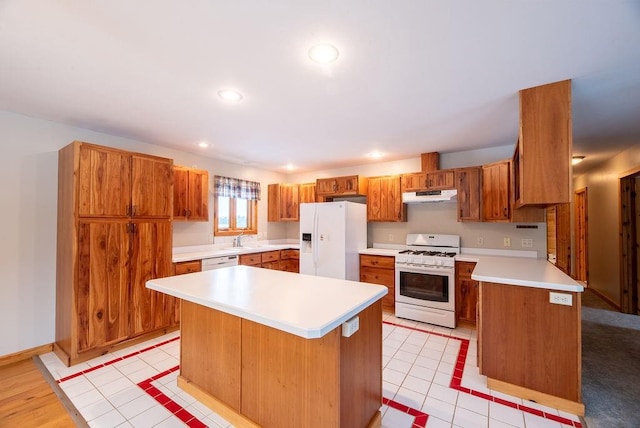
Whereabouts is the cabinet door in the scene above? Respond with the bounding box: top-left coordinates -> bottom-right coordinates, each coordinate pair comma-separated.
130,220 -> 174,336
427,170 -> 455,190
482,161 -> 510,221
76,221 -> 130,352
316,178 -> 338,195
239,254 -> 262,266
367,176 -> 405,222
131,155 -> 172,218
401,172 -> 427,192
78,145 -> 131,218
279,184 -> 300,221
187,169 -> 209,221
299,183 -> 317,204
456,167 -> 482,221
172,166 -> 189,219
455,261 -> 478,325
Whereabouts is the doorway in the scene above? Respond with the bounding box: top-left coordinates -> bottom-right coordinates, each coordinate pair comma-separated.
620,170 -> 640,315
574,188 -> 588,283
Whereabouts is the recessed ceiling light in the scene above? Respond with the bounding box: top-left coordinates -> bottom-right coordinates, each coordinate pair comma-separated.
572,155 -> 585,165
198,142 -> 209,148
367,151 -> 384,159
217,89 -> 243,102
308,44 -> 339,64
285,163 -> 295,171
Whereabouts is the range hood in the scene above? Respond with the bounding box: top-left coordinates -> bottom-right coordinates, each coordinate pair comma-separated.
402,189 -> 457,204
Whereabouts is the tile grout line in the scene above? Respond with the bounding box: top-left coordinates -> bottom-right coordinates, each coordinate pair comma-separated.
384,321 -> 583,428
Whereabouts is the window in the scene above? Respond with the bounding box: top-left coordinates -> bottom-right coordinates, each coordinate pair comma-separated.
213,176 -> 260,236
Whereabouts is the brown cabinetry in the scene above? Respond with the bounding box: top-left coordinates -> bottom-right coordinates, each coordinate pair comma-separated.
514,80 -> 572,207
268,184 -> 299,222
547,203 -> 571,274
456,167 -> 482,222
359,254 -> 395,310
482,160 -> 544,223
401,170 -> 455,192
280,249 -> 300,273
239,249 -> 299,273
173,166 -> 209,221
299,183 -> 317,204
455,261 -> 478,326
367,175 -> 406,222
173,260 -> 202,275
316,175 -> 368,198
56,141 -> 175,366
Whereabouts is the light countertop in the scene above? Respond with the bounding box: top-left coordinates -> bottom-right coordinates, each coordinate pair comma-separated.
146,265 -> 387,339
359,245 -> 582,292
463,254 -> 583,292
173,242 -> 300,263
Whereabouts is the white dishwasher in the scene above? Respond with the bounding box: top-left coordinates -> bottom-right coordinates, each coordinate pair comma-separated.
201,255 -> 239,271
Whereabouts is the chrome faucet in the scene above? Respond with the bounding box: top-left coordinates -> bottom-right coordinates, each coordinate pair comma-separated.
234,232 -> 245,247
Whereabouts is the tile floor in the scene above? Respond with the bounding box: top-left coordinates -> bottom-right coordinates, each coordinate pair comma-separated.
39,313 -> 583,428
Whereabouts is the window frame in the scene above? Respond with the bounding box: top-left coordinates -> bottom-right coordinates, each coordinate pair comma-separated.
213,195 -> 258,236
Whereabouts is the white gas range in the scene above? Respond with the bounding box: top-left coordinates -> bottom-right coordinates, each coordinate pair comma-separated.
395,233 -> 460,328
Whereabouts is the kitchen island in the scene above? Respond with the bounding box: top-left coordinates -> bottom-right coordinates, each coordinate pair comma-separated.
146,265 -> 387,428
470,256 -> 585,415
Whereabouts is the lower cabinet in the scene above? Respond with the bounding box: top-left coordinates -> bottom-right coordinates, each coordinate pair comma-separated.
455,261 -> 478,326
280,249 -> 300,273
359,254 -> 395,310
173,260 -> 202,275
239,249 -> 299,273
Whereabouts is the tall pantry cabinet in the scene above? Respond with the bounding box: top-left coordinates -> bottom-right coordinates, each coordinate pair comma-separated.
56,141 -> 176,366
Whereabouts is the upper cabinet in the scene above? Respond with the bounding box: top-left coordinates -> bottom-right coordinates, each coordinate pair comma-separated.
268,183 -> 300,222
482,160 -> 511,222
456,166 -> 482,222
77,144 -> 172,218
482,160 -> 544,223
316,175 -> 368,198
299,183 -> 317,204
401,170 -> 456,192
514,80 -> 572,207
173,166 -> 209,222
367,175 -> 406,222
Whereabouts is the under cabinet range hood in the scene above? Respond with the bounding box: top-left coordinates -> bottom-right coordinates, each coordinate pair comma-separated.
402,189 -> 457,203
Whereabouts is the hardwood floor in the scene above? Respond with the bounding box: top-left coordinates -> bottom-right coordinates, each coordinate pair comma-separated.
0,358 -> 81,427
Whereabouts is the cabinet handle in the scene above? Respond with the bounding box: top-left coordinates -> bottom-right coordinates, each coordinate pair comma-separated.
504,207 -> 508,216
126,205 -> 131,216
187,209 -> 192,217
132,205 -> 137,216
183,209 -> 187,216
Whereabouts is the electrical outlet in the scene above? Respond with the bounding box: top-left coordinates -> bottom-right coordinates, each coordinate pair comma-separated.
521,238 -> 533,248
550,292 -> 573,306
477,237 -> 484,246
503,237 -> 511,247
388,234 -> 394,242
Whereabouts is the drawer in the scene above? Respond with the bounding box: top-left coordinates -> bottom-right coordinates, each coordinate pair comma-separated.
280,249 -> 299,260
360,266 -> 395,287
455,261 -> 477,279
174,260 -> 201,275
239,254 -> 262,266
261,260 -> 281,270
261,250 -> 281,262
360,254 -> 395,269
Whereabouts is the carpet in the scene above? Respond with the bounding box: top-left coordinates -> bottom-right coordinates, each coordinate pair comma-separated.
582,304 -> 640,428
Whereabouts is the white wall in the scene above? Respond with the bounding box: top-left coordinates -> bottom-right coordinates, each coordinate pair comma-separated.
0,110 -> 286,357
573,143 -> 640,305
287,146 -> 548,255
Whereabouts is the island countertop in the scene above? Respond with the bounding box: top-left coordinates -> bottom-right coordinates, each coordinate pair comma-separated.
466,254 -> 584,292
146,265 -> 387,339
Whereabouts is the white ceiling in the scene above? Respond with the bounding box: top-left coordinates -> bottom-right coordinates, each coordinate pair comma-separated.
1,1 -> 639,173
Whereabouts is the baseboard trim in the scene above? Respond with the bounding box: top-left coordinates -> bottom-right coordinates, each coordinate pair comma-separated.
586,287 -> 621,310
0,343 -> 53,367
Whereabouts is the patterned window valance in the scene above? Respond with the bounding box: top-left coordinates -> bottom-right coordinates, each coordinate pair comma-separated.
214,175 -> 261,200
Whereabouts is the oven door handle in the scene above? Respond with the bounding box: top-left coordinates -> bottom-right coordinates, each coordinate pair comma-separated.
395,265 -> 454,275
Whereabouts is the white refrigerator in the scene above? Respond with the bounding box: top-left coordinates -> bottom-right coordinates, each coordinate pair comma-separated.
299,201 -> 367,281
